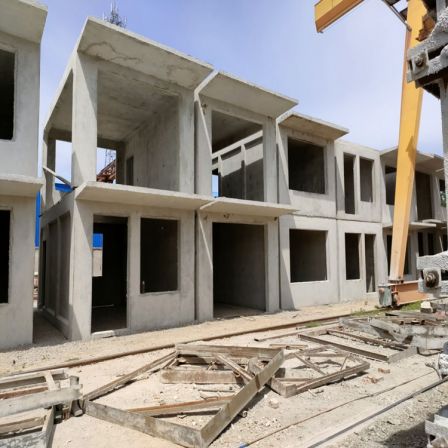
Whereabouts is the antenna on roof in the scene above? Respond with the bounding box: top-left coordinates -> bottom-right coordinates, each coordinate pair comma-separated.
103,1 -> 127,28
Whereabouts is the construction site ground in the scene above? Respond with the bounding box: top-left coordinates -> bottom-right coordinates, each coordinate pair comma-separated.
3,298 -> 448,448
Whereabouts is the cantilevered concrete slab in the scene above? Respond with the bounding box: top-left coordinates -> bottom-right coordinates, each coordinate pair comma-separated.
0,0 -> 47,43
77,18 -> 213,90
199,197 -> 296,217
381,147 -> 444,172
279,111 -> 349,141
198,71 -> 298,118
75,182 -> 211,210
0,175 -> 43,198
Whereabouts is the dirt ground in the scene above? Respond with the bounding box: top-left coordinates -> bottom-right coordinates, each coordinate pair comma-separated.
2,299 -> 447,448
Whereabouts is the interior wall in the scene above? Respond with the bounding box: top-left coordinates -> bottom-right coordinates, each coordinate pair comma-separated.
125,99 -> 179,191
140,218 -> 178,293
288,139 -> 325,194
289,229 -> 327,282
0,210 -> 10,302
344,154 -> 355,214
213,222 -> 265,311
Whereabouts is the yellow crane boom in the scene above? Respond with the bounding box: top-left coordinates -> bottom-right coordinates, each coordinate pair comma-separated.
314,0 -> 428,303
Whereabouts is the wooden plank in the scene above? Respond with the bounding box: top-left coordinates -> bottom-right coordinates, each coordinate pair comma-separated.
327,330 -> 410,350
161,369 -> 242,385
85,401 -> 203,448
298,333 -> 390,362
0,370 -> 67,391
128,396 -> 233,416
176,344 -> 279,359
0,386 -> 81,418
44,372 -> 57,391
0,416 -> 45,435
0,385 -> 48,400
293,353 -> 325,375
84,351 -> 176,401
200,350 -> 285,446
269,343 -> 308,349
215,355 -> 253,384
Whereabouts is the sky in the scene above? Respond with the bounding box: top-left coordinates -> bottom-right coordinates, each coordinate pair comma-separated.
38,0 -> 443,179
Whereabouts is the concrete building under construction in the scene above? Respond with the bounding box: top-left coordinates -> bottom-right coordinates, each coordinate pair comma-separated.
0,4 -> 445,346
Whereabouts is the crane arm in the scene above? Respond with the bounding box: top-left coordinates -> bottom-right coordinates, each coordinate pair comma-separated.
315,0 -> 364,32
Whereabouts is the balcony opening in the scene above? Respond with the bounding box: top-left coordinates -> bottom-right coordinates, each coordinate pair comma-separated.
289,229 -> 327,282
140,218 -> 178,293
96,148 -> 117,183
288,139 -> 325,194
211,111 -> 263,201
344,154 -> 356,214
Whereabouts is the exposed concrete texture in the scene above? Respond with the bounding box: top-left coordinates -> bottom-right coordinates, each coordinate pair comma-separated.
279,215 -> 339,308
0,0 -> 46,349
337,220 -> 386,301
335,140 -> 382,223
278,118 -> 337,218
0,196 -> 36,348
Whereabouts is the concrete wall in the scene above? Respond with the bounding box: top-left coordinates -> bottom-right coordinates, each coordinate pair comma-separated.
335,140 -> 382,223
338,220 -> 386,301
42,192 -> 196,340
278,125 -> 336,218
0,31 -> 40,177
280,215 -> 339,308
0,196 -> 36,348
124,99 -> 180,191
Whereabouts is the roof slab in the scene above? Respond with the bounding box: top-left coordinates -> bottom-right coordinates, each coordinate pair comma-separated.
199,72 -> 298,118
0,0 -> 47,43
279,111 -> 349,141
0,175 -> 43,198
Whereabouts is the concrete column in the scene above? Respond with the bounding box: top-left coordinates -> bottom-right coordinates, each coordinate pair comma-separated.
195,212 -> 213,321
263,118 -> 277,203
195,100 -> 212,195
42,135 -> 56,210
72,54 -> 98,187
69,200 -> 93,340
178,92 -> 195,193
128,212 -> 140,330
277,127 -> 290,204
265,219 -> 280,312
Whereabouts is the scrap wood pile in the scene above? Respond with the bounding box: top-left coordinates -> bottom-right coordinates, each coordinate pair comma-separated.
3,312 -> 443,448
81,341 -> 370,447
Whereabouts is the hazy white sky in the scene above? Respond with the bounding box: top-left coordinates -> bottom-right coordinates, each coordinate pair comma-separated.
39,0 -> 443,179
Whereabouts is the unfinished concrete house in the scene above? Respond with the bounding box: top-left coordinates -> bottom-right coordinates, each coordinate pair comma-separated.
40,18 -> 217,340
277,113 -> 387,307
380,148 -> 446,280
195,73 -> 297,321
0,0 -> 47,348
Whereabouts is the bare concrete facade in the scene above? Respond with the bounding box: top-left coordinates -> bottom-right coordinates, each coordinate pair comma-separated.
38,17 -> 446,343
0,0 -> 46,349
